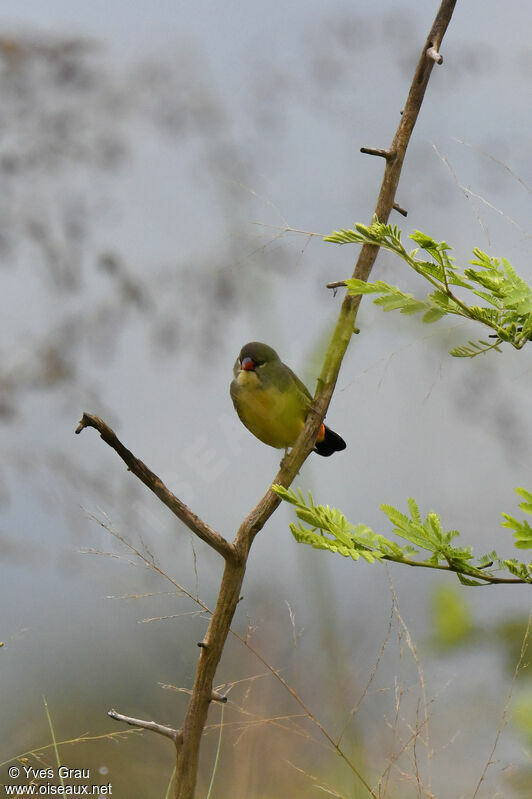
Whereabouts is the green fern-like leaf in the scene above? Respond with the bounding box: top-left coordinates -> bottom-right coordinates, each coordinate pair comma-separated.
503,559 -> 532,581
344,278 -> 399,296
456,573 -> 486,587
501,488 -> 532,550
273,484 -> 405,563
323,228 -> 364,246
345,279 -> 439,319
326,222 -> 532,358
274,485 -> 532,585
502,514 -> 532,549
515,486 -> 532,513
380,503 -> 440,551
450,340 -> 503,358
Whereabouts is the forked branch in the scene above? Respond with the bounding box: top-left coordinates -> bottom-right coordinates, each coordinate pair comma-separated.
75,413 -> 236,563
77,2 -> 459,797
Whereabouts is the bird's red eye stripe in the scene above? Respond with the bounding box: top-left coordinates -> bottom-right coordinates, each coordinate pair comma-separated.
316,423 -> 326,442
241,357 -> 255,370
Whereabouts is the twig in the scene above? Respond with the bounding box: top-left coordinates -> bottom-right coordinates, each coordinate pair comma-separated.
336,600 -> 395,747
431,141 -> 532,241
75,414 -> 236,563
389,574 -> 432,793
228,626 -> 379,798
393,201 -> 408,217
382,552 -> 526,584
452,137 -> 532,195
361,147 -> 392,159
43,698 -> 64,790
205,702 -> 225,799
0,730 -> 139,770
471,610 -> 532,798
91,513 -> 378,795
326,280 -> 347,290
108,709 -> 181,745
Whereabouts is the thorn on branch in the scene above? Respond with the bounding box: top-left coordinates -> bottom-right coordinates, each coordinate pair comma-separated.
360,147 -> 393,160
426,45 -> 443,64
327,280 -> 347,290
108,708 -> 181,744
393,202 -> 408,217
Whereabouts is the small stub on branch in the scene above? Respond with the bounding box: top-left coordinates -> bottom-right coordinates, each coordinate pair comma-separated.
326,280 -> 347,290
360,146 -> 392,160
426,45 -> 443,64
211,691 -> 228,703
393,201 -> 408,217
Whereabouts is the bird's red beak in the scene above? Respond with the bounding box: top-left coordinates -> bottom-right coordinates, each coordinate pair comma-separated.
241,357 -> 255,371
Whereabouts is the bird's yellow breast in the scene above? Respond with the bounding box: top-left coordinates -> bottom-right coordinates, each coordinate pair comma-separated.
232,370 -> 306,449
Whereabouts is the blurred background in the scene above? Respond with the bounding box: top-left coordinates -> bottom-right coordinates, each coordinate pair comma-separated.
1,1 -> 531,796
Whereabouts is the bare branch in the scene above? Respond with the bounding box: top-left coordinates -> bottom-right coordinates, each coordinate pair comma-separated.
472,611 -> 532,798
75,413 -> 236,563
108,708 -> 182,745
360,147 -> 392,159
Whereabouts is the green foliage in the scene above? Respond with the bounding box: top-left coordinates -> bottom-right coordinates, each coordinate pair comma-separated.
502,487 -> 532,549
431,585 -> 473,650
272,486 -> 403,563
272,485 -> 532,585
325,220 -> 532,357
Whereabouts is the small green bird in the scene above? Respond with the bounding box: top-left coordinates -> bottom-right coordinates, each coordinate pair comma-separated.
230,342 -> 346,457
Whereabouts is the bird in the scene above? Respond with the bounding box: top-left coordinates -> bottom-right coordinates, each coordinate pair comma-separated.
230,341 -> 346,457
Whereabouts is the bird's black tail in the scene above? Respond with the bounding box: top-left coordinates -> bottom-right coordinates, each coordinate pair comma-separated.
314,425 -> 346,457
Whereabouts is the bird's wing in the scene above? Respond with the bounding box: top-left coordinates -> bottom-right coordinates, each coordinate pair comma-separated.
285,365 -> 313,404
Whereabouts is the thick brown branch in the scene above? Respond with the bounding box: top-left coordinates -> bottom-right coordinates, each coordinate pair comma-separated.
108,708 -> 182,744
77,4 -> 459,798
75,413 -> 236,563
316,0 -> 457,394
175,558 -> 246,798
174,4 -> 458,798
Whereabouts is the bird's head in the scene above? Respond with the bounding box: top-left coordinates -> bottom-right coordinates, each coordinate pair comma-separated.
236,342 -> 280,372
